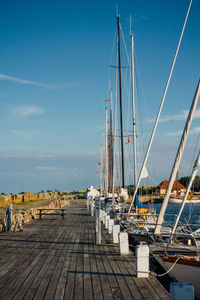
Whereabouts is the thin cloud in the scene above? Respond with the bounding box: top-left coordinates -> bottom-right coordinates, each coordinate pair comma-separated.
9,130 -> 39,137
166,126 -> 200,137
0,73 -> 79,89
0,150 -> 96,159
11,105 -> 45,117
0,92 -> 7,97
140,15 -> 149,20
35,166 -> 61,171
147,109 -> 200,123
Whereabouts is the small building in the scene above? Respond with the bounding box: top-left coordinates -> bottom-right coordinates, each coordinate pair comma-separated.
158,180 -> 186,196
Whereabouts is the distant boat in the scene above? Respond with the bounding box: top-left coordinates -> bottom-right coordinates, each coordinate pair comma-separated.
169,195 -> 200,204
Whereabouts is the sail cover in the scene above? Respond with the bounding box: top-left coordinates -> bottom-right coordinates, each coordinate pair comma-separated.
141,165 -> 149,179
134,192 -> 150,209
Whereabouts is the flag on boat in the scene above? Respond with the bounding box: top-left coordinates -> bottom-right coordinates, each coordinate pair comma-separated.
125,137 -> 131,145
141,165 -> 149,179
105,98 -> 111,102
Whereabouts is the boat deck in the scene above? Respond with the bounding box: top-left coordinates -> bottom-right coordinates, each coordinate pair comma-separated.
0,203 -> 169,299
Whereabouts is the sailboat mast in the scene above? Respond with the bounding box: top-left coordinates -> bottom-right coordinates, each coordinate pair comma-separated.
131,32 -> 137,187
117,15 -> 125,188
104,107 -> 108,197
171,148 -> 200,237
108,90 -> 113,193
100,143 -> 104,196
128,0 -> 192,214
155,79 -> 200,235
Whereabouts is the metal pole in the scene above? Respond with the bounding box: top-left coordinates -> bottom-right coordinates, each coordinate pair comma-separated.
105,107 -> 108,197
171,148 -> 200,236
131,33 -> 137,186
128,0 -> 193,214
117,15 -> 125,188
97,197 -> 101,243
100,143 -> 103,196
155,80 -> 200,234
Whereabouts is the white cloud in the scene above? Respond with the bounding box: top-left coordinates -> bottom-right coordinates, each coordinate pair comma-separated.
10,105 -> 45,117
9,130 -> 39,137
140,15 -> 149,20
0,150 -> 96,159
167,126 -> 200,137
147,109 -> 200,123
35,166 -> 61,171
0,73 -> 79,89
0,92 -> 7,97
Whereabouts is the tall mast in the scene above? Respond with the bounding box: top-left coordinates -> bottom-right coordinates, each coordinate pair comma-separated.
100,143 -> 104,196
130,31 -> 137,186
128,0 -> 192,214
104,107 -> 108,197
171,148 -> 200,237
117,15 -> 125,188
108,90 -> 113,193
155,80 -> 200,235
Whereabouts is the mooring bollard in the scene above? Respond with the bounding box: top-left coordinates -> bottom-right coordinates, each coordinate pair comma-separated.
113,224 -> 120,243
105,215 -> 110,229
136,244 -> 149,278
170,282 -> 194,300
108,219 -> 114,234
119,232 -> 129,255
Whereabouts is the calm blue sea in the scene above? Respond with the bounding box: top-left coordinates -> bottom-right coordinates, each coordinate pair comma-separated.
151,203 -> 200,225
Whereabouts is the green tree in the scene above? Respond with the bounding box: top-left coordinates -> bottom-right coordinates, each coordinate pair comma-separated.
179,175 -> 200,192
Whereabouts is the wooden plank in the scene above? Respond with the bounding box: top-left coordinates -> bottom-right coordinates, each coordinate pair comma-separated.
2,227 -> 65,299
83,216 -> 93,300
89,217 -> 104,300
95,245 -> 113,298
53,219 -> 79,299
0,204 -> 170,300
45,216 -> 80,300
73,220 -> 84,300
0,229 -> 55,297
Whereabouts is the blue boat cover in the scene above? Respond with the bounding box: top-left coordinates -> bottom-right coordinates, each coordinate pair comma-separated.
134,193 -> 150,209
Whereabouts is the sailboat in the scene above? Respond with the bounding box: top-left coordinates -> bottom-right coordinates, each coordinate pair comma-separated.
159,116 -> 200,299
169,195 -> 200,204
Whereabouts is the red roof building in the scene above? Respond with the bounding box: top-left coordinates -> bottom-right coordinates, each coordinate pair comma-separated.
158,180 -> 186,196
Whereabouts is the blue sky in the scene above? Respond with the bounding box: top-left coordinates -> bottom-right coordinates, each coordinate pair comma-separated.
0,0 -> 199,193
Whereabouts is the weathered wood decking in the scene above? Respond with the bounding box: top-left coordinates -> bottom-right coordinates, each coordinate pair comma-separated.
0,204 -> 169,299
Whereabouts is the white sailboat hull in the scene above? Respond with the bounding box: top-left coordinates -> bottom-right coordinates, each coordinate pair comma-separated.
169,197 -> 200,204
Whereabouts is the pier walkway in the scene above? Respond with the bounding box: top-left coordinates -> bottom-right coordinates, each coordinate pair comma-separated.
0,203 -> 169,299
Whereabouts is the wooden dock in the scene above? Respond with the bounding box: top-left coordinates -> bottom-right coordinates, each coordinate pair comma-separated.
0,204 -> 169,299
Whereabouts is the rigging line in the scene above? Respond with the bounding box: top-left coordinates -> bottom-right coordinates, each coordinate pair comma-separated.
189,133 -> 200,176
187,133 -> 200,222
135,65 -> 145,156
108,30 -> 118,91
128,0 -> 193,214
120,23 -> 130,65
134,49 -> 149,127
121,69 -> 132,136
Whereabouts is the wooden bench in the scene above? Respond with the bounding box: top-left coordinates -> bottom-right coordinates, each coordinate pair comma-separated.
37,208 -> 67,220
